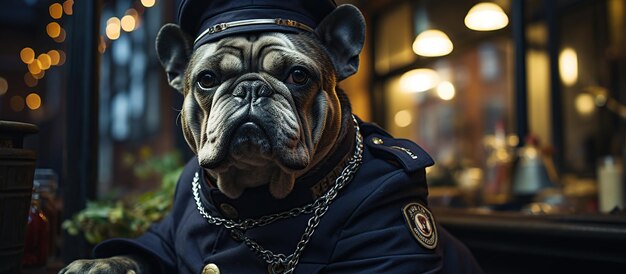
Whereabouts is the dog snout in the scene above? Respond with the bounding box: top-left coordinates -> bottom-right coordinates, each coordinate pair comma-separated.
232,80 -> 273,99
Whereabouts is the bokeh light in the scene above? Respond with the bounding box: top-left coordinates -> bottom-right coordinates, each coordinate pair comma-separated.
57,50 -> 66,65
24,73 -> 38,87
121,14 -> 136,32
32,70 -> 45,80
106,17 -> 121,40
10,96 -> 25,112
26,93 -> 42,110
54,28 -> 66,43
47,22 -> 61,38
49,3 -> 63,19
0,77 -> 8,96
63,0 -> 74,15
38,54 -> 52,70
394,110 -> 413,128
400,68 -> 440,93
98,36 -> 107,54
48,50 -> 60,65
20,47 -> 35,64
28,60 -> 42,75
436,81 -> 456,100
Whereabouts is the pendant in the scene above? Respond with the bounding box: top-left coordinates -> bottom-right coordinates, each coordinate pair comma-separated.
268,262 -> 287,274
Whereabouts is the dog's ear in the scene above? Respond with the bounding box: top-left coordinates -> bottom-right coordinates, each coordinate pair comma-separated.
156,23 -> 192,93
316,4 -> 366,81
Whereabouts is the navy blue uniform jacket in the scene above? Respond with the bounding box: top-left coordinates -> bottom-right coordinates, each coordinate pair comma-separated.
94,122 -> 483,273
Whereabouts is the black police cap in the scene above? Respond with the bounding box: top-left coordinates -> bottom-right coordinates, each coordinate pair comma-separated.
178,0 -> 337,48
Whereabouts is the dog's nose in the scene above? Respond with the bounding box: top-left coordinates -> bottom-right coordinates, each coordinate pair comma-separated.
233,80 -> 273,98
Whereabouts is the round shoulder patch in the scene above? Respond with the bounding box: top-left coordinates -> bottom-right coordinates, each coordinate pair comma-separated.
402,202 -> 438,250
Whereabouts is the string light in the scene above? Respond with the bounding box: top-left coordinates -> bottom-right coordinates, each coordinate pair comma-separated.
49,3 -> 63,19
26,93 -> 42,110
53,28 -> 66,43
46,22 -> 61,38
0,77 -> 7,96
63,0 -> 74,15
121,14 -> 136,32
57,50 -> 66,66
28,61 -> 42,75
38,54 -> 52,70
20,48 -> 35,64
32,70 -> 45,80
24,73 -> 38,88
48,50 -> 60,65
106,17 -> 121,40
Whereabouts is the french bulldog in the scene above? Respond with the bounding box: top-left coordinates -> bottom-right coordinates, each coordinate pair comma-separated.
60,4 -> 364,274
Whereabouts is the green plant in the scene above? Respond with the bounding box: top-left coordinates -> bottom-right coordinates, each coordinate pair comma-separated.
62,151 -> 184,244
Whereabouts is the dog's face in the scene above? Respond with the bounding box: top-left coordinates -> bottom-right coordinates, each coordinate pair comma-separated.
156,5 -> 365,199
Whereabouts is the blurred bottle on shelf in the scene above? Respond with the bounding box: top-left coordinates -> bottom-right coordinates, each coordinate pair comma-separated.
33,169 -> 60,258
511,135 -> 556,205
597,156 -> 624,212
22,186 -> 50,267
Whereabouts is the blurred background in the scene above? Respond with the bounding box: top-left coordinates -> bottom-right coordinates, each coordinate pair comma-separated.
1,0 -> 626,273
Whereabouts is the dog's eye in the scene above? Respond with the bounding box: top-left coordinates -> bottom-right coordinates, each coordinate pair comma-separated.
286,68 -> 309,85
197,72 -> 218,90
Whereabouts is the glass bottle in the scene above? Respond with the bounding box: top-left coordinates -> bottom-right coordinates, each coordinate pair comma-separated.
22,190 -> 50,267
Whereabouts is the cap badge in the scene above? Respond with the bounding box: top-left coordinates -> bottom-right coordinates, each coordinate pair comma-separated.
402,202 -> 438,249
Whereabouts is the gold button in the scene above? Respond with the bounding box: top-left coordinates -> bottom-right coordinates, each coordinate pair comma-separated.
372,137 -> 384,145
203,263 -> 220,274
220,203 -> 239,219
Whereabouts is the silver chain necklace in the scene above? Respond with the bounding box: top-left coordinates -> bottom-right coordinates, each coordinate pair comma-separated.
192,116 -> 363,274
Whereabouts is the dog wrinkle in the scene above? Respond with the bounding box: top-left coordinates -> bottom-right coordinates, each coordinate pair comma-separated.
269,168 -> 296,199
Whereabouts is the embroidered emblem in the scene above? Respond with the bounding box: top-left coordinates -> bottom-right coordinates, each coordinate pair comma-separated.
402,202 -> 438,249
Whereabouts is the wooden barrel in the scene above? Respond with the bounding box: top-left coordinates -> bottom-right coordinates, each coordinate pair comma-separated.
0,121 -> 38,274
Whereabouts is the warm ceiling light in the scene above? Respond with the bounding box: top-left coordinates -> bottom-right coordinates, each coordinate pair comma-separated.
63,0 -> 73,15
559,47 -> 578,86
49,3 -> 63,19
48,50 -> 60,65
465,2 -> 509,31
121,15 -> 136,32
141,0 -> 156,8
46,22 -> 61,38
400,68 -> 440,93
412,29 -> 453,57
26,93 -> 42,110
106,17 -> 121,40
0,77 -> 7,95
436,81 -> 456,100
20,47 -> 35,64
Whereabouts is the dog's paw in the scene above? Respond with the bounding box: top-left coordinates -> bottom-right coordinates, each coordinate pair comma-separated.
58,256 -> 142,274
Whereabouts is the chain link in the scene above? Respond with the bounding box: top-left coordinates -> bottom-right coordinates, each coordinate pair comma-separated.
192,116 -> 364,273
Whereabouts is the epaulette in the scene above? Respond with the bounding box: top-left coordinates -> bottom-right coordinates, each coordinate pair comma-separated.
360,123 -> 435,173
